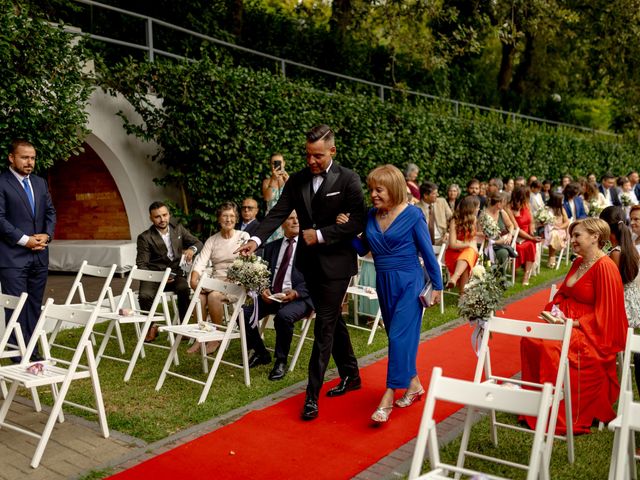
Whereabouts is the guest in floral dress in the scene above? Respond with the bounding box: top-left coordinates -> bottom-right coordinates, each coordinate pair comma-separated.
600,206 -> 640,394
544,192 -> 570,268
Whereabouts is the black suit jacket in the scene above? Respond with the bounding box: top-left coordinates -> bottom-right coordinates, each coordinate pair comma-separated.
261,237 -> 313,310
238,219 -> 260,237
599,184 -> 622,207
0,169 -> 56,268
136,221 -> 203,274
253,162 -> 365,280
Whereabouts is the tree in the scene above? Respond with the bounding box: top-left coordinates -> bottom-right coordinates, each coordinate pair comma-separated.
0,0 -> 93,169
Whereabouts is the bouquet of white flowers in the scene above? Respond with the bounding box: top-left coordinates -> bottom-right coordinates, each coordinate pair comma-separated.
478,211 -> 501,240
458,263 -> 508,322
227,255 -> 271,293
621,193 -> 633,207
587,200 -> 604,217
458,262 -> 508,353
533,207 -> 555,226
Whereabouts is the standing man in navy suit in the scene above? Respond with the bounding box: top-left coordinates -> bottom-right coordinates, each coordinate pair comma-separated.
0,139 -> 56,358
236,125 -> 366,421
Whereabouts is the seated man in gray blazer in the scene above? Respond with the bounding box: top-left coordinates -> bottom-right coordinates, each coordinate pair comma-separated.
416,181 -> 452,246
136,201 -> 203,342
243,210 -> 313,381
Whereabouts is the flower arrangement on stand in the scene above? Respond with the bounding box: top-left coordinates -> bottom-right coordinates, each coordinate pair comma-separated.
458,262 -> 508,352
227,255 -> 271,326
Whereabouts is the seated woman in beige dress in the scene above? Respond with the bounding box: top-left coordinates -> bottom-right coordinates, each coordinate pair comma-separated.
189,201 -> 250,353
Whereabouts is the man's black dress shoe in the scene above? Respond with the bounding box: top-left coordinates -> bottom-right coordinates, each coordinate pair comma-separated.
301,398 -> 319,421
268,361 -> 287,381
326,375 -> 362,397
248,351 -> 271,368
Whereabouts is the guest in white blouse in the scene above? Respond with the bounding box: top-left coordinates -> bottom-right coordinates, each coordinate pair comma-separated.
189,201 -> 249,354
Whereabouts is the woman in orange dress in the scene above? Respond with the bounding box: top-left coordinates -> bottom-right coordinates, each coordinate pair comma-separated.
445,196 -> 480,294
520,218 -> 628,434
506,185 -> 541,285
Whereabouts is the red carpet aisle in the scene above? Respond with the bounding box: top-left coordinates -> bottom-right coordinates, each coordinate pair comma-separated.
109,289 -> 551,480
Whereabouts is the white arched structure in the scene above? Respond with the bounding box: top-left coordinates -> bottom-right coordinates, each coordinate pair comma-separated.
84,88 -> 177,237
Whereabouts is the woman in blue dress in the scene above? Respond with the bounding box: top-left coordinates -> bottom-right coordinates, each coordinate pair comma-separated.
340,165 -> 443,423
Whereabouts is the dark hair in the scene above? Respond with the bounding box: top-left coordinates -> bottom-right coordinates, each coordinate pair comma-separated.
548,191 -> 564,215
600,206 -> 639,284
9,138 -> 34,154
453,195 -> 479,239
217,201 -> 239,220
602,171 -> 616,181
466,178 -> 480,188
530,180 -> 542,190
306,124 -> 334,144
542,179 -> 552,187
617,176 -> 630,188
509,185 -> 528,211
420,181 -> 438,197
486,191 -> 503,207
583,182 -> 600,202
149,201 -> 168,213
563,182 -> 580,200
628,170 -> 638,178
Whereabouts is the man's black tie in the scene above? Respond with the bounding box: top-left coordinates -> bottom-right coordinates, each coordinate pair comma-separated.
272,238 -> 294,293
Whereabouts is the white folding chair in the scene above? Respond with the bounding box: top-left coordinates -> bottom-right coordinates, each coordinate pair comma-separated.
434,241 -> 451,315
0,293 -> 41,410
610,391 -> 640,480
49,262 -> 120,354
508,227 -> 521,285
608,328 -> 640,480
155,274 -> 250,404
345,256 -> 383,345
556,221 -> 572,269
259,310 -> 315,372
472,315 -> 574,468
0,300 -> 109,468
94,266 -> 174,382
408,367 -> 553,480
533,241 -> 542,276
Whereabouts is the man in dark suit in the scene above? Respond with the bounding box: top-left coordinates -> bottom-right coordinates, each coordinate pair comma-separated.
236,124 -> 366,421
238,197 -> 261,236
136,201 -> 202,342
563,182 -> 587,220
599,172 -> 621,207
243,210 -> 313,381
0,139 -> 56,359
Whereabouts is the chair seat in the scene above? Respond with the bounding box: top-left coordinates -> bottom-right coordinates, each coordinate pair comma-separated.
99,312 -> 166,324
346,285 -> 378,300
0,361 -> 91,388
160,324 -> 241,342
608,415 -> 622,430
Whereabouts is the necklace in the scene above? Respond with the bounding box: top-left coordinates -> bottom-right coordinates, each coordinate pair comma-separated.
379,207 -> 395,219
575,253 -> 603,277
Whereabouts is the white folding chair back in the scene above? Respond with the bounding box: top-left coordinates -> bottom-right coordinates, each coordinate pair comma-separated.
259,310 -> 315,372
49,262 -> 119,353
408,367 -> 553,480
610,391 -> 640,480
473,315 -> 574,468
94,266 -> 173,381
608,328 -> 640,480
436,241 -> 453,314
509,227 -> 520,285
156,274 -> 249,404
0,300 -> 108,468
0,293 -> 41,410
345,256 -> 383,344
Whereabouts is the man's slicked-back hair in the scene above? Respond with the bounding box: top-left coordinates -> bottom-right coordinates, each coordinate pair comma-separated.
149,201 -> 168,213
306,125 -> 334,145
9,138 -> 35,155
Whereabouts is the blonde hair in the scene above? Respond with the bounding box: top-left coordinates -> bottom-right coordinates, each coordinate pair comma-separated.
367,164 -> 407,207
569,218 -> 610,249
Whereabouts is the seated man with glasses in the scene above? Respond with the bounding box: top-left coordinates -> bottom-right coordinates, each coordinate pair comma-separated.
238,197 -> 261,236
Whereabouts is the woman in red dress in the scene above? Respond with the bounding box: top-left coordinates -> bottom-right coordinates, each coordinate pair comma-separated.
506,186 -> 541,285
521,218 -> 628,434
445,196 -> 480,294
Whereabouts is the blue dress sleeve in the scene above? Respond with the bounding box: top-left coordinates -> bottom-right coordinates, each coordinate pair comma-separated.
413,209 -> 443,290
352,230 -> 371,256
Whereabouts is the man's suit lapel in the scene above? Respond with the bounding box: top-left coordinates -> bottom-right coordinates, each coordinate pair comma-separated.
150,227 -> 169,258
317,164 -> 339,198
5,171 -> 35,218
301,171 -> 314,219
169,224 -> 182,259
267,238 -> 283,286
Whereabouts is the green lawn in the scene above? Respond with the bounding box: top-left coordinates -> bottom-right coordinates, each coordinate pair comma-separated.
13,262 -> 574,460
